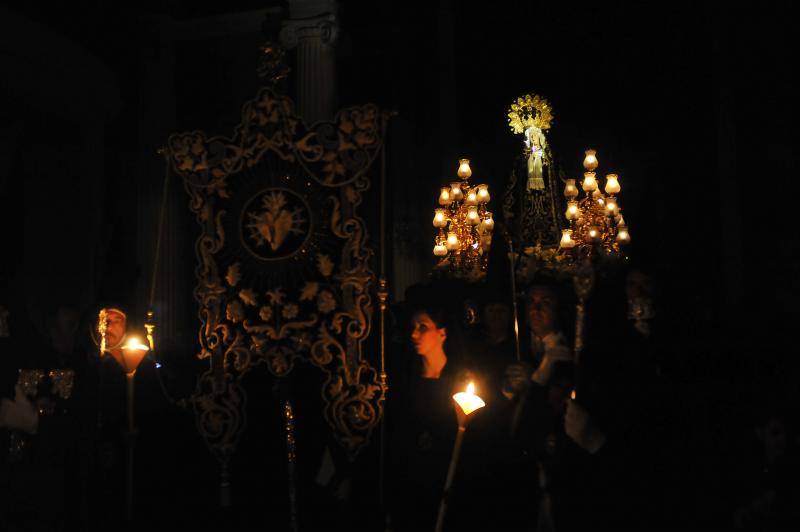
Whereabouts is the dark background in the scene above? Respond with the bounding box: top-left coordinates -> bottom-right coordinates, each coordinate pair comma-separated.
1,1 -> 796,529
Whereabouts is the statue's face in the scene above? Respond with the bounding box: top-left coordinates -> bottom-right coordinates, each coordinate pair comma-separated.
104,310 -> 127,350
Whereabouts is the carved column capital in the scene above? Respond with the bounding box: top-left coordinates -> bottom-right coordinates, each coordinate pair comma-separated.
279,13 -> 338,49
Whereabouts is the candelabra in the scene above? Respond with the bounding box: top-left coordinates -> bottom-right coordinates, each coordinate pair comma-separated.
432,159 -> 494,277
559,150 -> 630,256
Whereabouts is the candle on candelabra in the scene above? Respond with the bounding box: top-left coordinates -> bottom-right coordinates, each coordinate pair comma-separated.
583,149 -> 598,171
433,209 -> 447,228
564,179 -> 579,199
582,172 -> 598,192
450,182 -> 464,201
481,213 -> 494,232
439,187 -> 452,205
457,158 -> 472,179
566,201 -> 579,221
467,207 -> 480,225
616,226 -> 631,244
446,232 -> 459,250
560,229 -> 576,249
604,173 -> 620,194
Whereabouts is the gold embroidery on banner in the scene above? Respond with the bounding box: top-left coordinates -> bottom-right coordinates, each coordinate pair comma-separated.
170,88 -> 391,461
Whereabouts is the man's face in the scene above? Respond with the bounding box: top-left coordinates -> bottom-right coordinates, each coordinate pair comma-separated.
528,286 -> 557,337
104,310 -> 126,350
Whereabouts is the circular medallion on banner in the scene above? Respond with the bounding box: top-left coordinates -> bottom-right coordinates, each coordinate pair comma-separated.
240,188 -> 311,261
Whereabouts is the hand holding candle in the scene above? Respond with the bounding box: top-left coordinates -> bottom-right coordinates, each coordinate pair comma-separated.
437,380 -> 487,532
453,381 -> 486,427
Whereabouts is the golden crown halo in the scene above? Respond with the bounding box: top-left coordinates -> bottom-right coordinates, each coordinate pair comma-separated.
507,94 -> 554,134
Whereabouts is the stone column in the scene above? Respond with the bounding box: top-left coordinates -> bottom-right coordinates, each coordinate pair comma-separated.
280,0 -> 339,124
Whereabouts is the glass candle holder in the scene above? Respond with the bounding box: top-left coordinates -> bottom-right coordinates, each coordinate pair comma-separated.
582,172 -> 598,192
566,201 -> 579,221
564,179 -> 579,199
476,185 -> 490,203
439,187 -> 452,205
604,174 -> 620,194
450,182 -> 464,202
560,229 -> 576,249
583,149 -> 598,171
457,159 -> 472,179
446,232 -> 459,250
433,209 -> 447,227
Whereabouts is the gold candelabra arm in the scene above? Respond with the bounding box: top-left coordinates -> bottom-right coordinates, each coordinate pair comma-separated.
145,310 -> 156,353
97,309 -> 108,357
377,278 -> 389,392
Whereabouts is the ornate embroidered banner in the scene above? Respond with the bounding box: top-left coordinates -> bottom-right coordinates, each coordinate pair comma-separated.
166,87 -> 391,470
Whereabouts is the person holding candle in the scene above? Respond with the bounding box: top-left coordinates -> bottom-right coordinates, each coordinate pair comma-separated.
387,299 -> 482,531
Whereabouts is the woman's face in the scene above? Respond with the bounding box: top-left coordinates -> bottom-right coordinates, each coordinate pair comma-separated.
410,312 -> 446,357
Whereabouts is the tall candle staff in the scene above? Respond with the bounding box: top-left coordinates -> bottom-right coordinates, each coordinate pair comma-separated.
118,335 -> 149,523
434,381 -> 486,532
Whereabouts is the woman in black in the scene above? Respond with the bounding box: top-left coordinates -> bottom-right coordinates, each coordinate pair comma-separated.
387,303 -> 477,531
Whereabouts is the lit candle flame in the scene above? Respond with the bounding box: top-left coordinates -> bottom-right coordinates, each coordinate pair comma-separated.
453,381 -> 485,416
121,336 -> 150,353
457,158 -> 472,179
120,336 -> 150,375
